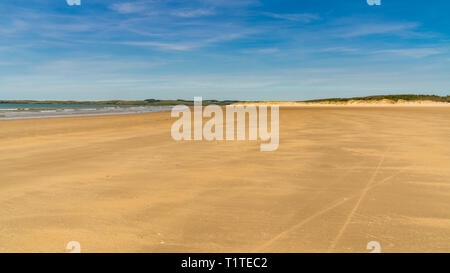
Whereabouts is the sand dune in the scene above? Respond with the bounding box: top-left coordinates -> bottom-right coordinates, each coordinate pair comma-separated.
234,100 -> 450,107
0,106 -> 449,252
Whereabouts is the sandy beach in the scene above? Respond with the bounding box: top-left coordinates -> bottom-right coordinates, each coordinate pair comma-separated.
1,106 -> 449,253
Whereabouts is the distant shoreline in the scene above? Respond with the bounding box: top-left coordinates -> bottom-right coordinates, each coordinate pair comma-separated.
0,99 -> 238,106
1,94 -> 448,106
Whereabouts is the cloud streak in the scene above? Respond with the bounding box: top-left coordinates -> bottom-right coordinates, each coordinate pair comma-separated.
119,41 -> 195,51
375,48 -> 443,58
110,2 -> 147,14
335,22 -> 419,37
262,12 -> 320,23
171,8 -> 215,18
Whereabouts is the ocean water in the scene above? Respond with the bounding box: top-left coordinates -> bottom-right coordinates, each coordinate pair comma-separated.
0,103 -> 172,120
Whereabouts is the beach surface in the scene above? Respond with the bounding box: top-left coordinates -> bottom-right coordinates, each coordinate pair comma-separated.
0,106 -> 449,253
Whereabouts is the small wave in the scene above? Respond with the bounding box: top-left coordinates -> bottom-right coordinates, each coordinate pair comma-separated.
0,106 -> 172,120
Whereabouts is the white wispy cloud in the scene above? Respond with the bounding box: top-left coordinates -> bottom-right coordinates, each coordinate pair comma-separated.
375,48 -> 443,58
262,12 -> 320,23
335,22 -> 419,37
31,57 -> 166,74
110,2 -> 147,14
199,0 -> 260,8
119,41 -> 195,51
243,48 -> 279,54
109,3 -> 215,18
66,0 -> 81,6
116,26 -> 256,51
314,47 -> 360,53
0,19 -> 28,35
171,8 -> 215,18
118,31 -> 250,51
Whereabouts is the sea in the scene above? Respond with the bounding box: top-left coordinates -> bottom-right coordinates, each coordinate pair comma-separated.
0,103 -> 172,120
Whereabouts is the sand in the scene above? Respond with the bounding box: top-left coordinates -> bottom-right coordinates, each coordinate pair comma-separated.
0,106 -> 449,253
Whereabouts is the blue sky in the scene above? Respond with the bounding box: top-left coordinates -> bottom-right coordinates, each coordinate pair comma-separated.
0,0 -> 449,100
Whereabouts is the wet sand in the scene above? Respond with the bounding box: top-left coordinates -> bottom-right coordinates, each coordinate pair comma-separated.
0,107 -> 449,253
